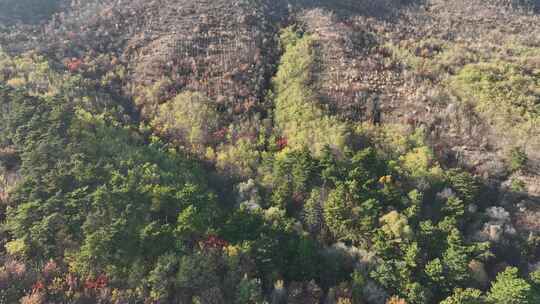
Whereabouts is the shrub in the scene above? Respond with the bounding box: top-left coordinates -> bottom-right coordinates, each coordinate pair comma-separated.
508,147 -> 528,173
510,178 -> 526,192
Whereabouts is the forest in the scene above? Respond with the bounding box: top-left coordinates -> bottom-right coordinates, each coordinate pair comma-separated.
0,0 -> 539,303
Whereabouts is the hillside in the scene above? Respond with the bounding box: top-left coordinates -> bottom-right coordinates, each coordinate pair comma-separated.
0,0 -> 539,303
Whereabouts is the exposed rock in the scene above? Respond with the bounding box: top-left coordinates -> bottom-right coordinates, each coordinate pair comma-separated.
474,206 -> 517,242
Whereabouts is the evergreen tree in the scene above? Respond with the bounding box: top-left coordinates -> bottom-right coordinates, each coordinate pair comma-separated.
441,288 -> 485,304
487,267 -> 534,304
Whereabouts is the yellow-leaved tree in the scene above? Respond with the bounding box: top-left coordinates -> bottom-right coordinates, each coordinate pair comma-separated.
151,91 -> 219,151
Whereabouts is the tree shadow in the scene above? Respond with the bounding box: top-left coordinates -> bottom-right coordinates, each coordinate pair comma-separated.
289,0 -> 426,20
0,0 -> 63,25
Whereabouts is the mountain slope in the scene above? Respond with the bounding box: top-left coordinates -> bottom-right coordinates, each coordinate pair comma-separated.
0,1 -> 539,303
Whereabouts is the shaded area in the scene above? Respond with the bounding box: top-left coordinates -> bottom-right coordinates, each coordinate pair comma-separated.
291,0 -> 426,19
0,0 -> 63,25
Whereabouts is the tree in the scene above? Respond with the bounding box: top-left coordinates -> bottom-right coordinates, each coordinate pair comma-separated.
3,88 -> 219,285
147,253 -> 180,302
441,288 -> 485,304
235,275 -> 264,304
424,258 -> 445,285
440,229 -> 473,294
397,146 -> 442,184
323,184 -> 357,242
268,148 -> 318,213
445,169 -> 480,206
286,236 -> 320,281
451,62 -> 540,151
319,145 -> 345,186
272,27 -> 349,154
508,147 -> 528,173
487,267 -> 534,304
387,296 -> 407,304
380,211 -> 413,243
176,251 -> 222,301
216,138 -> 261,178
303,188 -> 324,235
151,91 -> 219,150
442,196 -> 466,225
